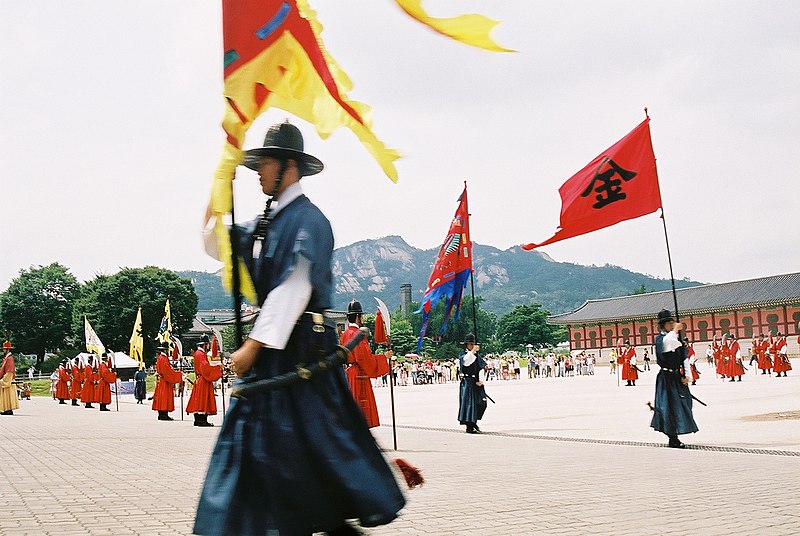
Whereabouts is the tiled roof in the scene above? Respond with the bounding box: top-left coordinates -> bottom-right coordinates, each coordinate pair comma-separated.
549,272 -> 800,324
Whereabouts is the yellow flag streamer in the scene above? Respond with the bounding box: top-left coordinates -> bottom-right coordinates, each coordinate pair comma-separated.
394,0 -> 513,52
129,307 -> 144,364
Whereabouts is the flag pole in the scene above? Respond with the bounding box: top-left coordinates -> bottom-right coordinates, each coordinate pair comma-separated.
660,210 -> 680,320
219,336 -> 227,422
229,174 -> 245,349
387,334 -> 398,451
643,107 -> 680,320
466,181 -> 479,342
112,352 -> 120,412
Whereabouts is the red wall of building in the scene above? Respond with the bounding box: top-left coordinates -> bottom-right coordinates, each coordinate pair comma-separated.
565,304 -> 800,352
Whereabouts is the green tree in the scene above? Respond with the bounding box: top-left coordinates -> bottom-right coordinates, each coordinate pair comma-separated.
220,324 -> 252,355
71,267 -> 198,365
496,302 -> 566,352
633,284 -> 652,295
0,263 -> 81,366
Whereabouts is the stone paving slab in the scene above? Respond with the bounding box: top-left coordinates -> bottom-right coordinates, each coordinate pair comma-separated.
0,367 -> 798,535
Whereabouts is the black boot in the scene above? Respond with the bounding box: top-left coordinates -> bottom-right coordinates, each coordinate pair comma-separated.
667,435 -> 685,448
327,522 -> 362,535
193,413 -> 213,427
1,410 -> 12,415
99,404 -> 110,412
158,411 -> 174,421
59,399 -> 66,404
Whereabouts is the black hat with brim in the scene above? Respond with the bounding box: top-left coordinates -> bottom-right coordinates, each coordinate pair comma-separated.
462,333 -> 477,345
243,122 -> 323,177
657,309 -> 675,326
347,300 -> 365,316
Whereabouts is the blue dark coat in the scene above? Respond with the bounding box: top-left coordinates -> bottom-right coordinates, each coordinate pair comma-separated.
650,332 -> 699,436
458,351 -> 487,425
193,196 -> 404,535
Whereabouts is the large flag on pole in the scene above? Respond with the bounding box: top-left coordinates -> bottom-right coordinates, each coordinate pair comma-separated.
211,0 -> 400,303
84,316 -> 105,357
156,299 -> 172,347
522,118 -> 662,250
129,307 -> 144,364
210,1 -> 509,303
417,183 -> 473,350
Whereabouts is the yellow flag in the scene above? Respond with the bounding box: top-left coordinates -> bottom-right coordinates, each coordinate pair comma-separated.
84,316 -> 105,357
156,299 -> 172,346
394,0 -> 513,52
129,307 -> 144,364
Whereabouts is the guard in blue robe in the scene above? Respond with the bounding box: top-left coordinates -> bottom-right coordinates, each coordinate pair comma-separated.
458,333 -> 488,434
650,309 -> 699,448
194,122 -> 404,536
133,365 -> 147,404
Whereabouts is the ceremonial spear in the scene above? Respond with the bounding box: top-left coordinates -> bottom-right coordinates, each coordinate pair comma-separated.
374,297 -> 398,451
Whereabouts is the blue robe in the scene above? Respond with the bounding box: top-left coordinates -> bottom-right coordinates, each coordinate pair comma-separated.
650,332 -> 699,436
458,351 -> 487,425
194,195 -> 404,535
133,370 -> 147,401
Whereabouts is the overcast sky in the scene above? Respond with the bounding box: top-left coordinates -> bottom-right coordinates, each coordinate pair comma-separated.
2,1 -> 798,294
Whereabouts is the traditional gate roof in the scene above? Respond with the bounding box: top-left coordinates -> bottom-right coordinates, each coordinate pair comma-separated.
549,272 -> 800,324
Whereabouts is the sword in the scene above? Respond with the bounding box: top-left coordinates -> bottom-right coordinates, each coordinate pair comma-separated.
231,328 -> 367,399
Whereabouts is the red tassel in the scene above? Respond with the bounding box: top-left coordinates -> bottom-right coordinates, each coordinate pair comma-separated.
394,458 -> 424,489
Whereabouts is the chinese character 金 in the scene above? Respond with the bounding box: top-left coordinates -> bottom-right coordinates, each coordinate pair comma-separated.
580,157 -> 638,209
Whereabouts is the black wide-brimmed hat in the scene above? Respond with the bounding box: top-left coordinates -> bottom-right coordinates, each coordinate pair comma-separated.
463,333 -> 477,345
242,121 -> 324,176
347,300 -> 365,316
657,309 -> 675,326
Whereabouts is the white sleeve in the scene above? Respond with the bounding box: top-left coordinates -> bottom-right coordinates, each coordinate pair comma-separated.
202,216 -> 221,261
662,331 -> 682,353
248,255 -> 313,350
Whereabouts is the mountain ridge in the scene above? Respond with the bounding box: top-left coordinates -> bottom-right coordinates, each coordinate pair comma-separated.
178,235 -> 702,316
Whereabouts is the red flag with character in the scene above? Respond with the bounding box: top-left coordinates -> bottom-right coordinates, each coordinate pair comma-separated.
522,118 -> 662,250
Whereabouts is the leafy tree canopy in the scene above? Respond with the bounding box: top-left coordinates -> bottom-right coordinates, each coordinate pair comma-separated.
71,266 -> 198,364
496,302 -> 566,352
0,263 -> 80,365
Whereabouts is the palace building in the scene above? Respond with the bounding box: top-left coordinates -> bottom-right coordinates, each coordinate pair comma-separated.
549,272 -> 800,356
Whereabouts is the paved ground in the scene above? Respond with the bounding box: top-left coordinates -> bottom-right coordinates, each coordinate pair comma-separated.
1,362 -> 798,535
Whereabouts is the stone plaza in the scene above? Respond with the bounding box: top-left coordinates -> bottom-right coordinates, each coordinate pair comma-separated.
1,362 -> 798,535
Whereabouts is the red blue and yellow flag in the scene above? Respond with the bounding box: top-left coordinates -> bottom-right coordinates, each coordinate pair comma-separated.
418,183 -> 473,350
210,1 -> 508,303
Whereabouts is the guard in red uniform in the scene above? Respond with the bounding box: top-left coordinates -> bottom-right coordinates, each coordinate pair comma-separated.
773,333 -> 792,377
713,335 -> 726,379
96,353 -> 117,412
341,301 -> 391,428
69,358 -> 83,406
621,341 -> 637,386
186,335 -> 222,427
81,357 -> 97,408
55,361 -> 71,404
152,344 -> 183,421
755,334 -> 772,374
684,338 -> 699,385
725,335 -> 745,382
